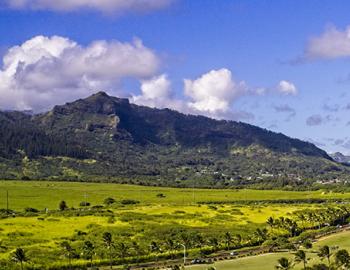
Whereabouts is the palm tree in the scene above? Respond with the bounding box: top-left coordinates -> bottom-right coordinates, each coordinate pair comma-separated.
116,242 -> 128,259
294,250 -> 307,270
233,234 -> 242,248
335,249 -> 350,269
60,241 -> 75,270
103,232 -> 114,269
165,238 -> 176,258
82,240 -> 95,267
318,245 -> 332,269
150,241 -> 160,253
267,217 -> 275,230
275,257 -> 293,270
224,232 -> 232,250
208,237 -> 219,250
11,248 -> 27,270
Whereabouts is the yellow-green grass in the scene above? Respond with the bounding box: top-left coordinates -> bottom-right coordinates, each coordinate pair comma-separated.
0,202 -> 317,262
186,230 -> 350,270
0,180 -> 349,211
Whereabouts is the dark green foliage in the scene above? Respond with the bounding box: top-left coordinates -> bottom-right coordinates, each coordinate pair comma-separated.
0,92 -> 348,188
120,199 -> 140,205
10,248 -> 27,270
103,197 -> 116,205
59,201 -> 68,211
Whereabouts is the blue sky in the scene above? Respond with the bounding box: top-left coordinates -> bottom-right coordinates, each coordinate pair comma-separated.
1,0 -> 350,154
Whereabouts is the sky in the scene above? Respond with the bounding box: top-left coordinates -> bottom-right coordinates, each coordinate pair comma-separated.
1,0 -> 350,154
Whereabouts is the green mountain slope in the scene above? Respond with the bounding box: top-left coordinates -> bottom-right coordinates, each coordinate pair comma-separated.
0,92 -> 348,188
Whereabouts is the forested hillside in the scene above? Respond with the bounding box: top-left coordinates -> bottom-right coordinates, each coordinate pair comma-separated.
0,92 -> 348,188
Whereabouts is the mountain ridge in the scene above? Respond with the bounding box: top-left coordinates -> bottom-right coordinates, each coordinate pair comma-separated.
0,91 -> 347,188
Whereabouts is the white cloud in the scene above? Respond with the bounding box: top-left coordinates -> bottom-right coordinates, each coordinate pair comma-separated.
5,0 -> 173,14
277,80 -> 297,95
0,35 -> 160,111
131,74 -> 182,109
139,74 -> 171,100
184,68 -> 247,114
305,25 -> 350,59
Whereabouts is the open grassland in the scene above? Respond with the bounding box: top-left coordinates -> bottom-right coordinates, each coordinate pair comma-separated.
1,180 -> 350,210
0,180 -> 349,269
187,229 -> 350,270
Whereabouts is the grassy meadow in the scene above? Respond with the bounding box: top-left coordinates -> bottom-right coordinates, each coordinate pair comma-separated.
1,180 -> 349,210
1,180 -> 350,269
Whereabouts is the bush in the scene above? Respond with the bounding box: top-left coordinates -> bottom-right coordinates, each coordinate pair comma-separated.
59,200 -> 68,211
104,197 -> 116,205
24,207 -> 39,213
79,201 -> 91,207
121,199 -> 140,205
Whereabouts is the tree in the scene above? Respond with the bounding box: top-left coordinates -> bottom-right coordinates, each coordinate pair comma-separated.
335,249 -> 350,269
60,241 -> 75,270
11,248 -> 27,270
208,237 -> 219,250
294,250 -> 307,270
224,232 -> 232,250
275,257 -> 293,270
318,245 -> 332,269
267,217 -> 275,229
116,242 -> 128,259
233,234 -> 242,247
104,197 -> 116,205
59,200 -> 68,211
82,240 -> 95,267
103,232 -> 114,270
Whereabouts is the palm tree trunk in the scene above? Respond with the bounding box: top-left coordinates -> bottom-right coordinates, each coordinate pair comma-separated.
110,249 -> 113,270
20,261 -> 23,270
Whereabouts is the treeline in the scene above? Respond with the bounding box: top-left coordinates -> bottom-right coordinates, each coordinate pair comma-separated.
0,112 -> 87,159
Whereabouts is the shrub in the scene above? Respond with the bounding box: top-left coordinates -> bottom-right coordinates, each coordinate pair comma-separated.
59,201 -> 68,211
121,199 -> 140,205
24,207 -> 39,213
103,197 -> 116,205
79,201 -> 91,207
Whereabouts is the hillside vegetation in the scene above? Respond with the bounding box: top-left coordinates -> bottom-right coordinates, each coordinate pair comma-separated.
0,92 -> 349,188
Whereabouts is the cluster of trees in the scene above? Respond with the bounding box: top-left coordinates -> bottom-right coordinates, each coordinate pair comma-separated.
276,245 -> 350,270
266,206 -> 350,238
0,112 -> 87,159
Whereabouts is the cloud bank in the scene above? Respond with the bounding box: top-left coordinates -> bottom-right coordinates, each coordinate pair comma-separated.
4,0 -> 173,14
0,35 -> 298,122
0,35 -> 160,111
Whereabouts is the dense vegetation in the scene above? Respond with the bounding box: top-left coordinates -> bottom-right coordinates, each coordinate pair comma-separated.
1,181 -> 350,269
0,92 -> 349,189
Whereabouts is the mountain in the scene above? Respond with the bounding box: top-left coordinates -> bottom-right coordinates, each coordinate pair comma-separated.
330,152 -> 350,164
0,92 -> 348,188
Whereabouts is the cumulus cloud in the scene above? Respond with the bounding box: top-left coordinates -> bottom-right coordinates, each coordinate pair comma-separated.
277,80 -> 297,95
304,25 -> 350,60
184,68 -> 247,115
4,0 -> 173,14
131,74 -> 185,111
0,35 -> 160,111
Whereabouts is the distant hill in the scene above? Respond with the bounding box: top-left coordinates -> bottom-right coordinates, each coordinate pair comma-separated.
0,92 -> 348,188
330,152 -> 350,164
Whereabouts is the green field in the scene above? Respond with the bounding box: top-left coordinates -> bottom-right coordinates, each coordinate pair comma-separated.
1,180 -> 349,210
187,230 -> 350,270
1,180 -> 350,269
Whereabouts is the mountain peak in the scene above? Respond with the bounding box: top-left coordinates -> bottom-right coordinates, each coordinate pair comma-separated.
52,91 -> 130,115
